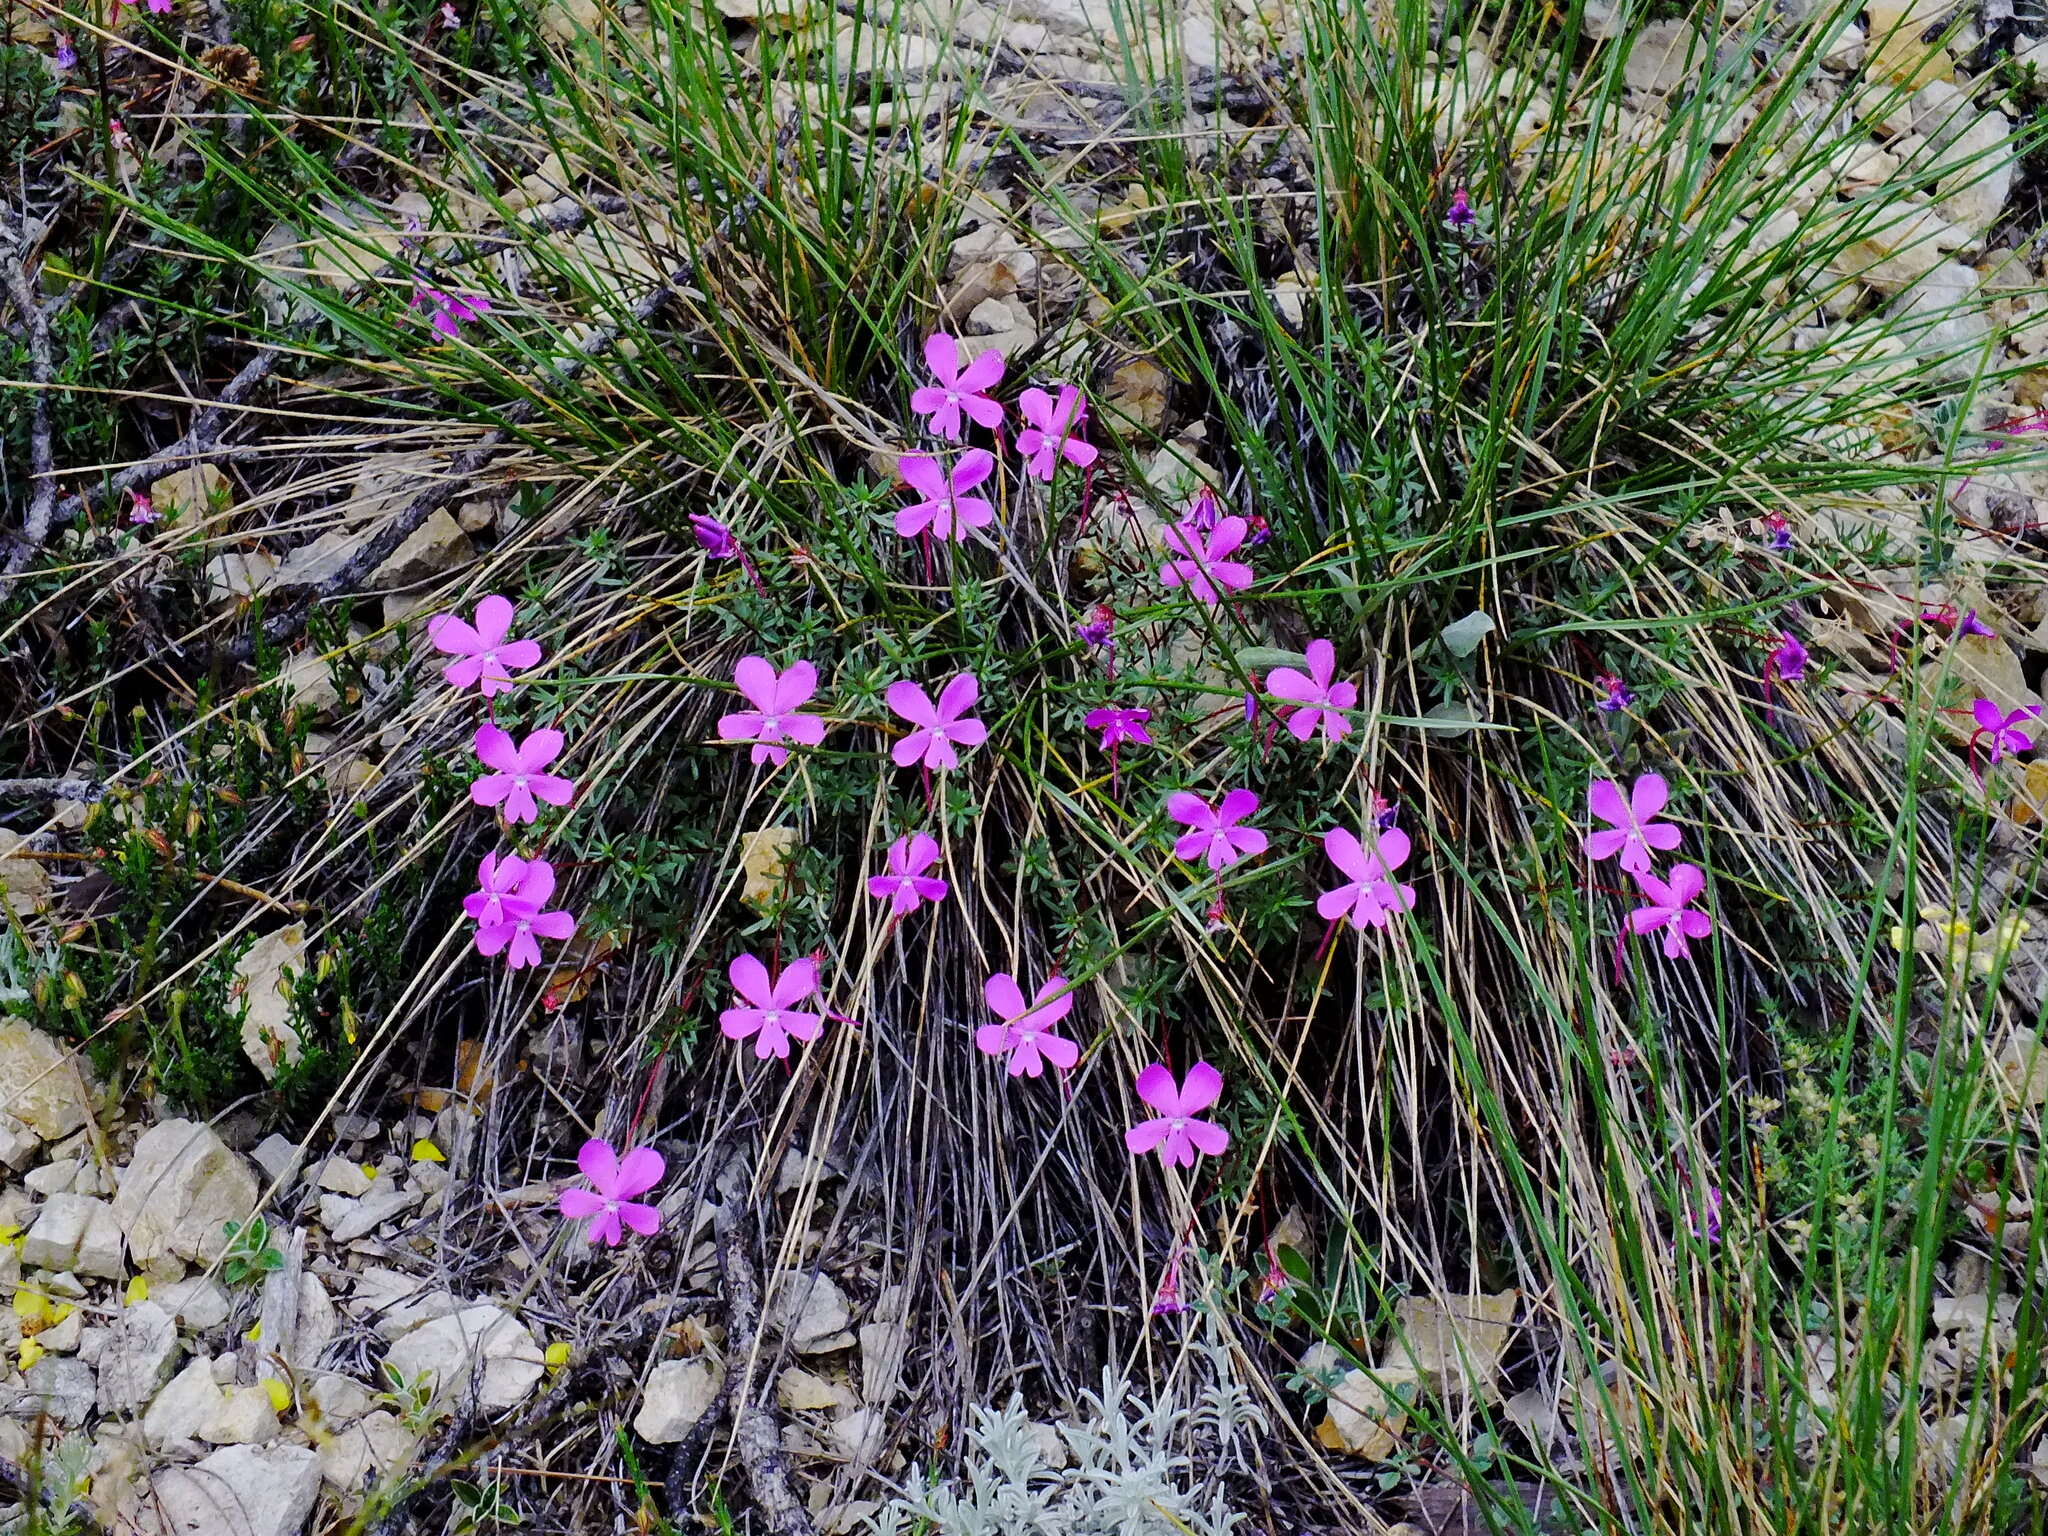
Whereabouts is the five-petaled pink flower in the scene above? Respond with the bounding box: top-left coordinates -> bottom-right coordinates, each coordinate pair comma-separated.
471,724 -> 575,824
1159,516 -> 1255,606
462,851 -> 530,929
911,334 -> 1005,441
719,953 -> 824,1059
411,284 -> 491,338
1973,698 -> 2040,763
887,673 -> 988,770
897,451 -> 996,541
558,1138 -> 664,1247
1015,386 -> 1098,481
1317,826 -> 1417,931
1167,789 -> 1268,872
868,833 -> 949,914
1584,774 -> 1682,877
717,657 -> 827,767
975,972 -> 1080,1077
427,595 -> 543,698
1125,1062 -> 1230,1168
1628,863 -> 1715,959
1266,640 -> 1357,743
1085,707 -> 1152,750
473,856 -> 576,969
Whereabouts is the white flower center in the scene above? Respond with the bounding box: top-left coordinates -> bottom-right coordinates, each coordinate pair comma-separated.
764,1011 -> 781,1029
1170,1117 -> 1187,1131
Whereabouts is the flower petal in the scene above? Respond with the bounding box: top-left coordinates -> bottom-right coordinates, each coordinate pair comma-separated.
558,1187 -> 606,1219
936,671 -> 981,721
1124,1116 -> 1171,1154
1133,1062 -> 1180,1114
1587,779 -> 1627,827
923,331 -> 961,386
1178,1061 -> 1224,1114
474,723 -> 518,771
734,656 -> 780,711
885,680 -> 937,727
472,595 -> 515,648
612,1146 -> 666,1199
1629,773 -> 1670,820
729,952 -> 773,1008
577,1138 -> 621,1195
984,972 -> 1027,1020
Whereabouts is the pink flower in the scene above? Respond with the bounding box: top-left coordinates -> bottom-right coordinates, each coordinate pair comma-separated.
1317,826 -> 1417,931
1015,386 -> 1098,480
1266,640 -> 1357,743
868,833 -> 949,914
1770,632 -> 1808,683
1595,674 -> 1634,713
911,334 -> 1005,441
473,857 -> 576,970
887,673 -> 988,771
1446,187 -> 1475,229
974,972 -> 1080,1077
1584,774 -> 1682,877
719,953 -> 824,1059
1687,1183 -> 1724,1243
557,1138 -> 664,1247
114,0 -> 173,12
1158,516 -> 1254,606
462,851 -> 530,928
1628,863 -> 1714,959
471,724 -> 575,824
897,450 -> 996,541
690,514 -> 739,558
717,657 -> 827,767
1125,1062 -> 1229,1168
127,491 -> 159,526
427,595 -> 543,697
1168,789 -> 1268,872
1085,707 -> 1152,750
411,283 -> 491,338
1973,698 -> 2040,763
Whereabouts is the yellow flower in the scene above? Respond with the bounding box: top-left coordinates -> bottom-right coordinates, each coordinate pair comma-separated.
125,1275 -> 151,1306
263,1378 -> 292,1412
411,1139 -> 446,1164
543,1341 -> 571,1370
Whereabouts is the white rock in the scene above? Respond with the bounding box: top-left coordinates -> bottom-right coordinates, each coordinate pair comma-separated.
325,1181 -> 422,1243
234,926 -> 309,1083
202,1384 -> 282,1445
1887,259 -> 1991,380
0,1112 -> 39,1169
858,1321 -> 909,1405
41,1308 -> 83,1353
114,1119 -> 261,1268
1834,202 -> 1966,295
205,549 -> 281,605
633,1359 -> 723,1443
21,1190 -> 92,1271
25,1158 -> 78,1194
137,1443 -> 320,1536
778,1366 -> 857,1414
829,1405 -> 888,1462
13,1357 -> 96,1425
98,1301 -> 181,1415
318,1409 -> 418,1490
0,1022 -> 95,1141
1624,20 -> 1706,95
381,1305 -> 545,1412
144,1357 -> 228,1447
155,1277 -> 233,1331
1937,111 -> 2015,233
764,1271 -> 853,1354
316,1157 -> 374,1196
249,1134 -> 302,1187
365,1287 -> 463,1342
302,1371 -> 376,1426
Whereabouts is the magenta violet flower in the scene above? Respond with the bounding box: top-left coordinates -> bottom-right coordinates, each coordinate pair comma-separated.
1446,188 -> 1474,229
690,514 -> 739,558
427,595 -> 543,698
1584,774 -> 1682,877
473,857 -> 576,970
558,1138 -> 663,1247
53,35 -> 76,69
1015,386 -> 1098,481
719,953 -> 824,1060
886,672 -> 988,771
471,724 -> 575,824
1125,1062 -> 1230,1168
1158,515 -> 1255,606
1317,825 -> 1418,931
1151,1250 -> 1188,1316
1266,640 -> 1357,743
1085,707 -> 1152,751
1761,510 -> 1793,550
127,490 -> 158,526
114,0 -> 174,12
411,282 -> 491,338
897,450 -> 997,542
1959,609 -> 1996,638
975,972 -> 1080,1077
1075,603 -> 1116,651
1972,698 -> 2041,764
462,851 -> 530,929
868,833 -> 949,914
717,657 -> 827,767
1688,1183 -> 1724,1244
1595,674 -> 1634,713
1628,863 -> 1715,959
1769,632 -> 1808,684
911,333 -> 1006,441
1167,789 -> 1268,872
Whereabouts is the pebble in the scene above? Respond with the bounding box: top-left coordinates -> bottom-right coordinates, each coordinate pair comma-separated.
97,1301 -> 181,1415
112,1119 -> 260,1269
381,1305 -> 545,1412
136,1444 -> 320,1536
202,1384 -> 283,1445
634,1359 -> 723,1443
143,1356 -> 227,1448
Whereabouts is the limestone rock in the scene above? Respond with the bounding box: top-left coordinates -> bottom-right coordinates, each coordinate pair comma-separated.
1387,1290 -> 1519,1403
202,1385 -> 282,1446
14,1357 -> 96,1427
316,1158 -> 374,1197
0,1021 -> 95,1141
113,1119 -> 261,1268
143,1357 -> 227,1447
371,509 -> 474,587
318,1409 -> 418,1489
633,1358 -> 723,1443
98,1301 -> 181,1415
778,1366 -> 857,1415
858,1321 -> 909,1405
325,1181 -> 423,1243
148,464 -> 231,522
1624,20 -> 1706,95
381,1305 -> 545,1412
234,926 -> 309,1083
1866,0 -> 1955,88
764,1271 -> 853,1353
135,1443 -> 320,1536
154,1277 -> 232,1331
204,549 -> 281,605
1,832 -> 51,916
